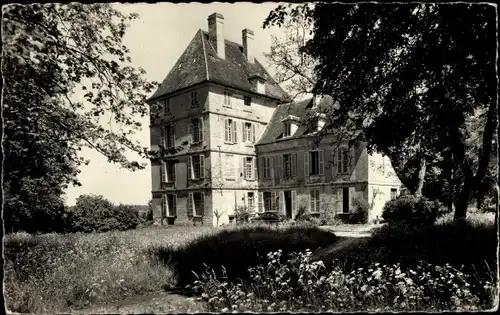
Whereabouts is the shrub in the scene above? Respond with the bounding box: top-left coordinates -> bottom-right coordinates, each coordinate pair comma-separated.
382,195 -> 441,226
251,211 -> 289,224
348,197 -> 369,224
234,206 -> 252,224
153,225 -> 338,288
192,250 -> 496,312
294,206 -> 307,220
114,204 -> 140,230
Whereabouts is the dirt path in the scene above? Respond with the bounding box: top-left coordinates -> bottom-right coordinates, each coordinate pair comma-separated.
71,292 -> 207,314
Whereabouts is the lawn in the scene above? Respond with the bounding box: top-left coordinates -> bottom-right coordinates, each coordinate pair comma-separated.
3,225 -> 212,314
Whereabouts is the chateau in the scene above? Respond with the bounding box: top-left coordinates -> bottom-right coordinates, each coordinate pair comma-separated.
147,13 -> 401,226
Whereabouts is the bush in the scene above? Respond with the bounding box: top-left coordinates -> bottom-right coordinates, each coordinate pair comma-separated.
346,198 -> 369,224
234,206 -> 252,224
152,225 -> 338,288
382,195 -> 441,226
69,194 -> 139,233
192,250 -> 496,312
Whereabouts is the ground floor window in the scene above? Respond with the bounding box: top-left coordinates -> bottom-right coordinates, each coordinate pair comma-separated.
262,191 -> 277,212
390,188 -> 398,200
247,192 -> 255,211
162,194 -> 177,217
309,189 -> 321,213
188,192 -> 204,217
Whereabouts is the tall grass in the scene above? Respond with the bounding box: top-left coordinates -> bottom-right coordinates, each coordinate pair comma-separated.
4,225 -> 211,313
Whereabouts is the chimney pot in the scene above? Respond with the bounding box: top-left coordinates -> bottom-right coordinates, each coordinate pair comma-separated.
242,28 -> 254,63
208,13 -> 225,59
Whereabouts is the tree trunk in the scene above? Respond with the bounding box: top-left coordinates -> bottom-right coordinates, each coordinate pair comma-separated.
414,157 -> 426,197
454,174 -> 473,220
448,166 -> 454,213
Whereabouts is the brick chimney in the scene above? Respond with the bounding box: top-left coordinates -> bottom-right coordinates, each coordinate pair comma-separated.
242,29 -> 254,63
208,13 -> 225,59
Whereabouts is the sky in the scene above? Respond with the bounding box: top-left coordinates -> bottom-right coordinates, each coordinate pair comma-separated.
63,2 -> 285,206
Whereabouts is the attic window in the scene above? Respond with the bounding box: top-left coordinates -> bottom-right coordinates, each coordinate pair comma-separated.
284,122 -> 292,137
244,96 -> 251,106
190,91 -> 198,107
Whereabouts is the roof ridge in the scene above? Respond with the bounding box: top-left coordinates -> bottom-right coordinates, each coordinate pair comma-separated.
199,29 -> 210,81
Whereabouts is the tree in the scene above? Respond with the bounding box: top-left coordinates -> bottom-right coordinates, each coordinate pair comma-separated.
264,3 -> 497,220
3,3 -> 157,232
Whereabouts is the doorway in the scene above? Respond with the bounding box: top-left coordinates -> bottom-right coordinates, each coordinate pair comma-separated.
284,191 -> 292,219
343,187 -> 350,213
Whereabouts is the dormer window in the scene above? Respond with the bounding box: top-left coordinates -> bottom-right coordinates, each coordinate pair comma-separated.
249,74 -> 266,95
284,122 -> 292,137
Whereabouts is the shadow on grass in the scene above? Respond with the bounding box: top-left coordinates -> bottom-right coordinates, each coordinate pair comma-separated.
149,224 -> 339,290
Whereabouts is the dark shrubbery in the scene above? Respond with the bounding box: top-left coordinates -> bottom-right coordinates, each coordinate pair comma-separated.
69,194 -> 139,233
337,198 -> 369,224
152,225 -> 339,288
382,195 -> 442,226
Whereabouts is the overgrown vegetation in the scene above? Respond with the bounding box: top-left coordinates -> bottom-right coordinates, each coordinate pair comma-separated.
149,224 -> 339,288
382,195 -> 443,226
3,226 -> 211,314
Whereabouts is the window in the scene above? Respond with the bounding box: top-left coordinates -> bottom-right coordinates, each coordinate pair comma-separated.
188,192 -> 204,217
161,124 -> 175,149
284,122 -> 292,137
263,191 -> 277,212
244,157 -> 254,179
283,154 -> 292,178
162,194 -> 177,217
309,189 -> 320,213
191,118 -> 203,143
190,91 -> 198,107
247,192 -> 255,211
224,119 -> 237,143
243,122 -> 256,142
244,96 -> 251,106
188,155 -> 205,179
391,188 -> 398,200
262,156 -> 272,179
306,150 -> 324,176
161,161 -> 176,182
337,147 -> 351,174
224,91 -> 232,107
163,99 -> 170,115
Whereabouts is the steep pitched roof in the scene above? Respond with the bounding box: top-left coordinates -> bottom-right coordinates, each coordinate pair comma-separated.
256,96 -> 335,145
147,30 -> 291,103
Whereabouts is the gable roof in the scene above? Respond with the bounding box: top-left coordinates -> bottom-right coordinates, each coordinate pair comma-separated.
147,30 -> 291,103
256,96 -> 335,145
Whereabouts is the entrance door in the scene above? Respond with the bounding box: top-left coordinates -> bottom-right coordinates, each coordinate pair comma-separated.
284,191 -> 292,219
343,187 -> 350,213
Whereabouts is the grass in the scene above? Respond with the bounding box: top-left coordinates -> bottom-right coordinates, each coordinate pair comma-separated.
149,223 -> 340,288
3,225 -> 211,313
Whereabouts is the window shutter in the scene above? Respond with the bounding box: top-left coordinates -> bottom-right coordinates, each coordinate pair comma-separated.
349,147 -> 355,173
258,192 -> 264,212
161,195 -> 166,218
278,155 -> 283,179
201,192 -> 205,216
242,122 -> 245,141
336,189 -> 342,213
224,119 -> 229,142
304,152 -> 309,176
319,150 -> 324,175
291,191 -> 296,214
291,153 -> 297,177
199,154 -> 205,178
159,161 -> 165,184
309,191 -> 314,212
259,157 -> 264,179
316,190 -> 321,213
270,156 -> 275,180
279,191 -> 285,214
187,156 -> 192,180
252,124 -> 256,142
271,191 -> 277,211
233,120 -> 237,143
171,162 -> 176,182
332,149 -> 338,178
200,117 -> 204,143
242,157 -> 246,179
160,126 -> 165,148
349,187 -> 355,211
188,122 -> 193,144
172,194 -> 177,216
253,157 -> 257,180
172,124 -> 176,148
188,193 -> 193,216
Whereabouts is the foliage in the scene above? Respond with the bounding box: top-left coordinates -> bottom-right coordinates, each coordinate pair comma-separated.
151,224 -> 338,288
192,250 -> 496,312
234,206 -> 252,224
312,219 -> 496,281
382,195 -> 441,226
139,200 -> 154,225
347,198 -> 369,224
69,194 -> 139,233
3,3 -> 157,234
264,3 -> 497,219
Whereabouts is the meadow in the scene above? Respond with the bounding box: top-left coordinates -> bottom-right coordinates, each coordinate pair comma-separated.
4,211 -> 498,313
3,225 -> 212,313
